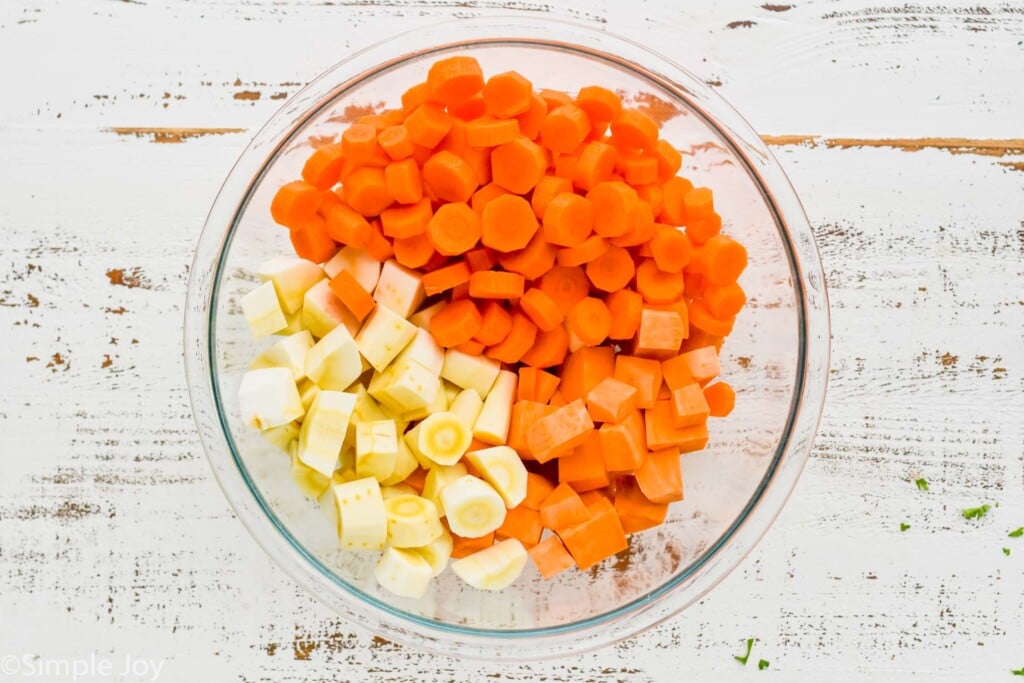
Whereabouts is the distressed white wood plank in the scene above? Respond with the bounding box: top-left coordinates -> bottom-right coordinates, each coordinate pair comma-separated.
1,0 -> 1022,681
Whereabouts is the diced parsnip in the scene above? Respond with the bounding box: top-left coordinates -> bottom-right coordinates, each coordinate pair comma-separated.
333,466 -> 358,484
261,421 -> 299,452
304,325 -> 363,391
250,330 -> 315,380
323,246 -> 381,292
381,482 -> 418,499
346,385 -> 389,443
367,359 -> 439,414
297,377 -> 320,411
413,526 -> 454,577
373,260 -> 425,319
278,309 -> 305,335
242,281 -> 288,337
439,475 -> 507,538
451,538 -> 527,590
333,476 -> 388,551
422,462 -> 468,517
375,546 -> 433,599
355,420 -> 399,482
257,256 -> 325,314
298,390 -> 356,476
356,305 -> 417,372
464,446 -> 528,508
238,367 -> 305,430
317,486 -> 339,535
339,445 -> 356,473
635,308 -> 687,359
400,376 -> 447,422
385,495 -> 443,548
473,370 -> 517,445
408,300 -> 447,330
442,380 -> 461,405
403,424 -> 433,470
441,349 -> 501,398
418,411 -> 473,466
303,279 -> 361,340
289,442 -> 331,499
448,388 -> 484,428
380,439 -> 419,486
394,327 -> 445,376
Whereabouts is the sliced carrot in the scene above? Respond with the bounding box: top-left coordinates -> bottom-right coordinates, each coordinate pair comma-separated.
473,300 -> 513,346
605,289 -> 643,341
670,383 -> 710,427
463,146 -> 492,186
401,81 -> 432,114
634,446 -> 683,503
527,399 -> 595,463
613,355 -> 661,410
558,431 -> 608,492
531,175 -> 574,219
392,232 -> 436,269
377,125 -> 414,161
692,235 -> 747,285
301,144 -> 345,190
321,202 -> 371,248
480,194 -> 539,253
614,477 -> 669,534
686,211 -> 722,245
271,180 -> 321,229
556,235 -> 608,267
497,232 -> 556,280
542,193 -> 594,247
687,298 -> 736,337
635,308 -> 687,359
558,346 -> 615,402
403,466 -> 427,494
518,367 -> 561,403
704,282 -> 746,319
449,93 -> 487,121
384,158 -> 424,205
568,297 -> 611,347
653,140 -> 682,180
619,153 -> 659,186
585,245 -> 635,292
468,270 -> 525,299
523,472 -> 557,509
539,89 -> 573,111
539,482 -> 590,530
344,166 -> 392,216
469,182 -> 509,215
520,288 -> 564,332
515,93 -> 548,140
404,102 -> 454,148
520,324 -> 569,368
363,219 -> 394,262
380,197 -> 432,238
636,259 -> 685,305
491,135 -> 547,194
421,260 -> 472,296
650,228 -> 692,273
576,85 -> 622,123
430,298 -> 482,348
703,382 -> 736,417
684,186 -> 714,220
509,401 -> 557,459
538,265 -> 590,315
341,124 -> 380,165
427,55 -> 484,107
289,217 -> 337,263
599,411 -> 647,472
455,339 -> 486,355
483,70 -> 533,118
660,176 -> 695,225
552,152 -> 579,181
328,269 -> 376,322
610,108 -> 658,150
586,376 -> 638,423
636,183 -> 663,217
422,150 -> 478,204
486,311 -> 537,364
462,247 -> 497,273
573,141 -> 617,191
548,390 -> 567,407
557,497 -> 628,570
496,505 -> 543,547
540,104 -> 591,154
426,201 -> 480,256
450,530 -> 495,559
529,535 -> 576,579
609,200 -> 656,247
645,401 -> 709,452
465,116 -> 520,147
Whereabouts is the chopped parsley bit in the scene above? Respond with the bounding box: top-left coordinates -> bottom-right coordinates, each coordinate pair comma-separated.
734,638 -> 757,665
900,523 -> 911,532
758,659 -> 770,670
1009,528 -> 1023,538
1012,667 -> 1024,676
915,478 -> 929,491
1004,548 -> 1011,556
962,504 -> 992,520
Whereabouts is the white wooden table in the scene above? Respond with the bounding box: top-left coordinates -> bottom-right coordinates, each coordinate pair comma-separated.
2,1 -> 1022,680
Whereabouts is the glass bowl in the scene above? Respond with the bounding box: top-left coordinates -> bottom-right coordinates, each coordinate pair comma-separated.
184,16 -> 830,660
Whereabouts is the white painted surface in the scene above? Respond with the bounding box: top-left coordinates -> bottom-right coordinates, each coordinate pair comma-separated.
1,1 -> 1022,681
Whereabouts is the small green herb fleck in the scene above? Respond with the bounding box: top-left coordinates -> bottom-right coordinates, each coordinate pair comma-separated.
1012,667 -> 1024,676
915,478 -> 929,491
1009,528 -> 1023,538
758,659 -> 770,670
900,523 -> 911,532
1004,548 -> 1011,556
962,504 -> 992,520
734,638 -> 756,665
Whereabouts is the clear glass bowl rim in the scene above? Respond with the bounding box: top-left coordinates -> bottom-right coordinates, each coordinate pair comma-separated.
184,15 -> 831,660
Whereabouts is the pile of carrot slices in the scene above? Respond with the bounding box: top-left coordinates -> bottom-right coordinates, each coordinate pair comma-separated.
270,55 -> 747,578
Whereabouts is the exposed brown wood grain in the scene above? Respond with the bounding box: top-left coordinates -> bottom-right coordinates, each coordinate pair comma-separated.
107,126 -> 246,143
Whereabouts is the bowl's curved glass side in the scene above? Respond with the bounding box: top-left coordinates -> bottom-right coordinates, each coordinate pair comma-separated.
187,16 -> 830,660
